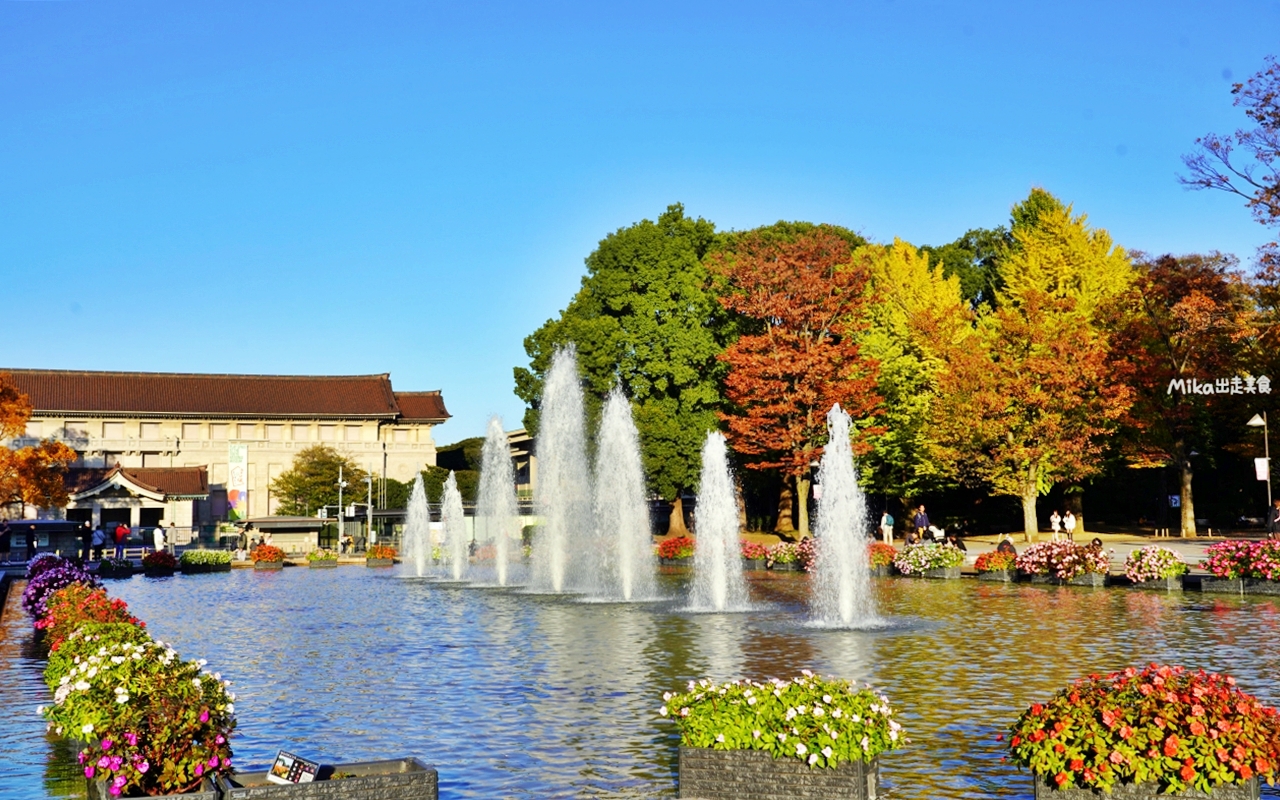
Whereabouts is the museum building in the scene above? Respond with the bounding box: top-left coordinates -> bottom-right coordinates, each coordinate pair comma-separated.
1,369 -> 449,531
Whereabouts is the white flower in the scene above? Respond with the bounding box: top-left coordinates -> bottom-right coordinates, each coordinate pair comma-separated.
663,692 -> 673,701
813,706 -> 824,717
831,708 -> 842,718
747,696 -> 757,705
659,706 -> 668,717
809,753 -> 819,765
116,694 -> 129,704
752,730 -> 761,739
35,705 -> 45,715
889,729 -> 898,742
778,733 -> 787,742
785,708 -> 797,721
74,681 -> 90,691
822,746 -> 833,758
849,714 -> 860,723
81,723 -> 94,735
716,734 -> 725,743
861,736 -> 870,751
192,678 -> 202,687
226,704 -> 234,713
680,707 -> 689,717
796,705 -> 807,715
823,694 -> 833,703
795,743 -> 807,755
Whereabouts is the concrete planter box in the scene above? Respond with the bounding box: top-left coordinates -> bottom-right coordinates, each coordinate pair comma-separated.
1206,577 -> 1280,595
1032,775 -> 1258,799
869,565 -> 893,578
977,569 -> 1015,582
365,558 -> 395,568
254,561 -> 285,571
918,566 -> 961,579
143,567 -> 176,578
307,560 -> 338,568
678,746 -> 878,800
1244,578 -> 1280,595
658,558 -> 692,567
97,563 -> 135,579
216,757 -> 437,799
180,562 -> 232,575
742,558 -> 767,571
1131,575 -> 1184,591
1029,572 -> 1107,587
89,776 -> 217,799
769,561 -> 802,572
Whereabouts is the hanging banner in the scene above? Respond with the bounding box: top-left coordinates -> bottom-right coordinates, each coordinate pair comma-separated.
228,443 -> 248,520
1256,457 -> 1271,482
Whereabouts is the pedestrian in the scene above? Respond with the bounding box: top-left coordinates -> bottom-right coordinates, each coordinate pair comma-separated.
912,504 -> 930,539
1050,510 -> 1062,541
946,533 -> 967,552
25,524 -> 37,559
996,536 -> 1017,556
90,525 -> 106,561
1267,499 -> 1280,541
80,521 -> 93,562
1063,511 -> 1077,540
879,509 -> 895,545
0,520 -> 11,563
113,522 -> 128,559
153,521 -> 167,553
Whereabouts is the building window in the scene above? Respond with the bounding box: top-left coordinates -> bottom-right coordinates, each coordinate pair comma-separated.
140,422 -> 161,440
344,425 -> 363,442
210,424 -> 229,441
237,424 -> 257,440
292,425 -> 311,441
265,424 -> 283,441
182,423 -> 202,440
102,421 -> 124,439
393,428 -> 409,443
318,425 -> 336,442
25,421 -> 42,438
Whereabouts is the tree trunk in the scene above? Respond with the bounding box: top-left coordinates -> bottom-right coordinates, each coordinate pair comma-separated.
796,476 -> 811,539
775,483 -> 795,534
735,482 -> 748,531
1180,458 -> 1196,537
668,496 -> 690,537
1021,465 -> 1038,542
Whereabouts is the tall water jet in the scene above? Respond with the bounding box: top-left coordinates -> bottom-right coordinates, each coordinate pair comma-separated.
531,346 -> 593,593
592,388 -> 657,601
689,432 -> 748,612
812,403 -> 877,627
402,474 -> 431,577
477,416 -> 520,586
442,471 -> 469,581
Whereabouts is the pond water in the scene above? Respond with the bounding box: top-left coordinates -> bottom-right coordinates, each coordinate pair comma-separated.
3,568 -> 1280,799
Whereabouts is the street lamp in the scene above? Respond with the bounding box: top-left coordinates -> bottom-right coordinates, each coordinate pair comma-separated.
365,472 -> 375,549
1248,412 -> 1271,507
337,465 -> 349,550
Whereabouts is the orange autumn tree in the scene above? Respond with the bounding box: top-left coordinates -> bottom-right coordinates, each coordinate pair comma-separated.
710,226 -> 881,537
0,373 -> 77,514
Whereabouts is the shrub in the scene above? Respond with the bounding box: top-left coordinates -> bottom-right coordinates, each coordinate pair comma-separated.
657,536 -> 695,560
366,544 -> 397,560
46,623 -> 154,691
178,549 -> 232,566
305,549 -> 338,561
22,563 -> 99,620
893,543 -> 965,575
867,542 -> 898,569
37,584 -> 144,652
1016,541 -> 1110,580
27,553 -> 69,581
974,550 -> 1018,573
1200,540 -> 1280,580
249,544 -> 285,563
660,671 -> 906,768
1124,546 -> 1188,583
140,550 -> 177,569
741,540 -> 770,560
43,638 -> 236,796
1007,664 -> 1280,794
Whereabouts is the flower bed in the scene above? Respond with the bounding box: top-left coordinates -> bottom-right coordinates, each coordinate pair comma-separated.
975,550 -> 1017,582
97,558 -> 135,578
660,671 -> 906,768
23,561 -> 100,620
178,550 -> 233,574
1200,540 -> 1280,581
893,543 -> 964,576
657,536 -> 695,561
1007,664 -> 1279,796
141,550 -> 178,573
1016,541 -> 1110,581
1124,546 -> 1187,588
37,584 -> 144,652
367,544 -> 398,560
741,541 -> 770,562
795,538 -> 818,572
867,543 -> 897,570
249,544 -> 285,564
767,542 -> 801,570
306,549 -> 338,562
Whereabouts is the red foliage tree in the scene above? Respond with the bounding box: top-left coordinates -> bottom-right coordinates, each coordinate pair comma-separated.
710,227 -> 881,536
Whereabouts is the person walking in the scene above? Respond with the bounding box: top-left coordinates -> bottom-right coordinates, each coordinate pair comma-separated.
153,521 -> 167,553
90,524 -> 107,561
1049,510 -> 1062,541
1267,499 -> 1280,541
1063,511 -> 1077,540
912,504 -> 930,539
879,510 -> 895,544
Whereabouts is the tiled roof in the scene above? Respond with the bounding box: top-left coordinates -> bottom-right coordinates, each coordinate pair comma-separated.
65,466 -> 210,498
393,391 -> 451,421
2,369 -> 445,420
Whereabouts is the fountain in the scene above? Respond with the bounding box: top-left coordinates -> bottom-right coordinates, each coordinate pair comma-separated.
688,432 -> 748,612
812,403 -> 877,627
476,416 -> 520,586
591,387 -> 657,601
531,345 -> 593,593
402,474 -> 431,578
442,471 -> 468,581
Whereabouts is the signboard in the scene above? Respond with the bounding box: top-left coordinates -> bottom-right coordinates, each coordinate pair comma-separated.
227,444 -> 248,521
1257,458 -> 1271,482
266,750 -> 319,785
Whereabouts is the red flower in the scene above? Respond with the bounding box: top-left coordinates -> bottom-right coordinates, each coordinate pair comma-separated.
1180,761 -> 1196,782
1054,772 -> 1069,786
1070,759 -> 1084,771
1164,735 -> 1180,757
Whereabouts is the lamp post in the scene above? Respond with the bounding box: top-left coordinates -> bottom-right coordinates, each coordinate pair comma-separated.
365,472 -> 375,549
337,465 -> 349,550
1248,412 -> 1271,507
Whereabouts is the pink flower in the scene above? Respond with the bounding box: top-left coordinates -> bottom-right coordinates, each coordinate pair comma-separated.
102,739 -> 113,750
208,756 -> 219,768
199,710 -> 209,723
124,732 -> 137,746
195,764 -> 204,777
85,766 -> 95,779
137,761 -> 149,774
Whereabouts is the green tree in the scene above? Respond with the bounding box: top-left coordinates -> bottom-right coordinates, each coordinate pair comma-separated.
422,466 -> 479,503
269,445 -> 368,516
919,227 -> 1009,308
513,203 -> 725,534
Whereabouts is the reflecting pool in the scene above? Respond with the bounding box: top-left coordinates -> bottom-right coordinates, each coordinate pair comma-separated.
3,569 -> 1280,798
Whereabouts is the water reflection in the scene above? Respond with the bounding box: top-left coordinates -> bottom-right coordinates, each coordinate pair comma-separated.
1,570 -> 1278,798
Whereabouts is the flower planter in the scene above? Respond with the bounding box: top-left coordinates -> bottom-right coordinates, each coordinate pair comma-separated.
96,563 -> 134,579
1200,577 -> 1244,594
678,746 -> 879,800
918,566 -> 961,579
143,567 -> 176,578
769,561 -> 802,572
869,565 -> 892,578
365,558 -> 395,567
89,776 -> 218,800
1131,575 -> 1183,591
308,560 -> 338,569
1031,775 -> 1259,799
658,558 -> 691,567
742,558 -> 766,571
977,569 -> 1015,582
180,562 -> 233,575
254,561 -> 285,571
1028,572 -> 1107,587
1244,578 -> 1280,595
215,757 -> 438,799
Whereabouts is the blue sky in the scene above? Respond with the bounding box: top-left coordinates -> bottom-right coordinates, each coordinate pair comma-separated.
2,0 -> 1277,441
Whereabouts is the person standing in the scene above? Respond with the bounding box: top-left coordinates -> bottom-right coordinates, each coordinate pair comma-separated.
112,523 -> 128,559
1063,511 -> 1077,540
80,522 -> 93,561
0,520 -> 11,563
90,524 -> 106,561
912,504 -> 930,538
1049,510 -> 1062,541
879,510 -> 895,544
153,521 -> 167,553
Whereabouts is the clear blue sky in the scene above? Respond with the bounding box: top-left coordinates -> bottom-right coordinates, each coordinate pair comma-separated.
2,0 -> 1277,441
